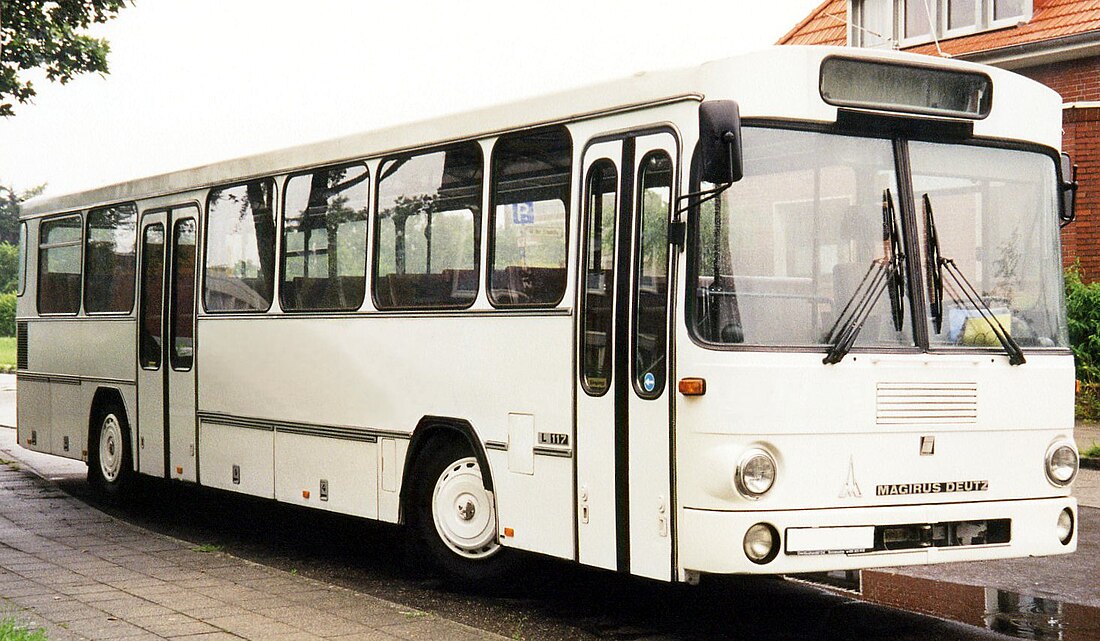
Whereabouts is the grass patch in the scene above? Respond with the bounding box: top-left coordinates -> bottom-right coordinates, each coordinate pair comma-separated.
0,617 -> 48,641
0,336 -> 14,369
1084,443 -> 1100,458
192,543 -> 222,553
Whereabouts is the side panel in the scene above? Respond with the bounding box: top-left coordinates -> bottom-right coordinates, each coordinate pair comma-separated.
16,378 -> 50,452
20,319 -> 135,461
195,314 -> 575,559
198,421 -> 274,497
274,432 -> 379,519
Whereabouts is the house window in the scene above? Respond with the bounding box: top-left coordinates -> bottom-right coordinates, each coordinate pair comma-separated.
850,0 -> 1031,48
904,0 -> 934,40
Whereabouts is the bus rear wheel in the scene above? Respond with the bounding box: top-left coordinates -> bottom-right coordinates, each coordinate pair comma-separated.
88,403 -> 133,500
410,440 -> 513,584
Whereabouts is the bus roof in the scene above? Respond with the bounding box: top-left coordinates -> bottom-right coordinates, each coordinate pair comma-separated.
22,45 -> 1061,217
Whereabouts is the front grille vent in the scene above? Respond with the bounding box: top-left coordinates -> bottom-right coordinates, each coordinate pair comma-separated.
16,321 -> 27,370
876,382 -> 977,425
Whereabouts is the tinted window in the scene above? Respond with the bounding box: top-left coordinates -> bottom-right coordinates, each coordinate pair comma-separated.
171,217 -> 197,370
374,144 -> 482,309
489,127 -> 571,307
38,215 -> 83,314
282,164 -> 369,311
580,160 -> 617,396
85,202 -> 137,313
139,224 -> 165,369
633,152 -> 672,397
204,179 -> 276,312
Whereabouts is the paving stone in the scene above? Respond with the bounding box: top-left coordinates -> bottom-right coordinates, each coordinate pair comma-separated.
165,633 -> 248,641
0,428 -> 509,641
129,612 -> 219,637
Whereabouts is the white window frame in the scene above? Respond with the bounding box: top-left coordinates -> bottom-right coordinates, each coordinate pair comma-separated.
989,0 -> 1033,29
943,0 -> 982,39
848,0 -> 1032,49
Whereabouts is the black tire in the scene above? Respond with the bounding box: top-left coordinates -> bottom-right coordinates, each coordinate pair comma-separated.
87,402 -> 134,501
408,439 -> 515,585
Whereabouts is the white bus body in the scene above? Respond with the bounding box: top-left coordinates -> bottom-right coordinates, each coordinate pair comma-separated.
17,46 -> 1079,582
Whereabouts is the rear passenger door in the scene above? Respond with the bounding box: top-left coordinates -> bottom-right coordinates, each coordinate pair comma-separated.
136,206 -> 198,480
576,131 -> 678,580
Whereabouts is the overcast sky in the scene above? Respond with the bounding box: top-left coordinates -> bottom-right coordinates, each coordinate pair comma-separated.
0,0 -> 823,198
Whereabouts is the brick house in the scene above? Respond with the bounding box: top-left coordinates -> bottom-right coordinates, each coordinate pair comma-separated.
779,1 -> 1100,280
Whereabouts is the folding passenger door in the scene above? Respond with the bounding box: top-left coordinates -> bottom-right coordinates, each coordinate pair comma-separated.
576,131 -> 678,581
136,206 -> 199,481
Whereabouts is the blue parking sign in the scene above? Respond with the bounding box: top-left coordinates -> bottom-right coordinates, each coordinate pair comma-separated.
512,202 -> 535,224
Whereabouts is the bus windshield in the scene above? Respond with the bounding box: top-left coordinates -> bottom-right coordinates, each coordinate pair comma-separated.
910,142 -> 1068,350
691,126 -> 1069,352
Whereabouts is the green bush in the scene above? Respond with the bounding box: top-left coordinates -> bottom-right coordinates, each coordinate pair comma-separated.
1065,264 -> 1100,419
0,292 -> 14,338
1065,265 -> 1100,380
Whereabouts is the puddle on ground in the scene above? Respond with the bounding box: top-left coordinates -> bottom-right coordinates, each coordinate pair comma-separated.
856,571 -> 1100,641
985,589 -> 1065,639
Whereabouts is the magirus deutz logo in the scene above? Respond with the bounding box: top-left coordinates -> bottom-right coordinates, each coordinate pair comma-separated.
875,480 -> 989,496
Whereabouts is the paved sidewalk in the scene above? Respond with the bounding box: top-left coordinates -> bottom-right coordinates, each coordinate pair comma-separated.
0,451 -> 504,640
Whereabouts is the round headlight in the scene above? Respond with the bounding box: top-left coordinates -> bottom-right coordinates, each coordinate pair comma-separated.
1045,443 -> 1078,487
735,448 -> 777,499
1056,508 -> 1074,545
743,522 -> 779,564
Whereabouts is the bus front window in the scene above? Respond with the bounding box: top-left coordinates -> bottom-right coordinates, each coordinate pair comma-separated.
692,127 -> 914,349
910,142 -> 1068,349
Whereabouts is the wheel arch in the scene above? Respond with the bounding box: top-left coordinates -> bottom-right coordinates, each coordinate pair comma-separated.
399,416 -> 495,520
87,386 -> 133,462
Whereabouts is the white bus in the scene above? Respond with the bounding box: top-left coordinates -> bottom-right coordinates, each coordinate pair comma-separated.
17,46 -> 1081,583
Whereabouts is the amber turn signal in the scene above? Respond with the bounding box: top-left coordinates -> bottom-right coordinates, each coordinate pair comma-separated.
678,377 -> 706,396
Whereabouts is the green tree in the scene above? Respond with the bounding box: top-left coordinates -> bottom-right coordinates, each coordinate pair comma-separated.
0,292 -> 14,336
0,243 -> 18,293
1,0 -> 130,117
0,183 -> 43,244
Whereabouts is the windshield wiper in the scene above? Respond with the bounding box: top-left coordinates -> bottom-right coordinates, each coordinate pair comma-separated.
824,189 -> 905,365
922,194 -> 1025,366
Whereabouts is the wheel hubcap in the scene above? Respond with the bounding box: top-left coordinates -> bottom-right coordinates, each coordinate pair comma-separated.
432,456 -> 500,559
99,414 -> 123,483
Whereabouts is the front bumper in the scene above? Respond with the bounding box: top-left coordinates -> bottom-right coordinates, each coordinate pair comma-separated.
679,496 -> 1076,575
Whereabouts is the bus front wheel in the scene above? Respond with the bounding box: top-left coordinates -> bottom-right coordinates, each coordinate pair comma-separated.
88,403 -> 133,500
410,441 -> 513,583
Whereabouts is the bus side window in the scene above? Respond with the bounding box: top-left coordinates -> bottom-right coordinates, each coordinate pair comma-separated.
633,152 -> 672,397
38,214 -> 83,315
580,159 -> 617,396
373,143 -> 482,310
84,202 -> 137,314
139,224 -> 165,369
281,163 -> 369,312
204,179 -> 277,312
170,218 -> 197,370
17,222 -> 26,297
488,126 -> 572,307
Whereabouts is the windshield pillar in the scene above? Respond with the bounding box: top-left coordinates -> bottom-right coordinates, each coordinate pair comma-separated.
893,138 -> 930,351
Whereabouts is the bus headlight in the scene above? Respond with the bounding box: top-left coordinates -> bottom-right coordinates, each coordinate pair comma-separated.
1056,508 -> 1074,545
734,448 -> 777,499
1044,442 -> 1078,487
743,522 -> 779,564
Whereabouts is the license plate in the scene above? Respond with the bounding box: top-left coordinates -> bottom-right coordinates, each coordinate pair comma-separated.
785,526 -> 874,555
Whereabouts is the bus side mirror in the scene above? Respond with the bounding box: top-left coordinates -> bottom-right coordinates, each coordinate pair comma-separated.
699,101 -> 744,185
1061,152 -> 1078,227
